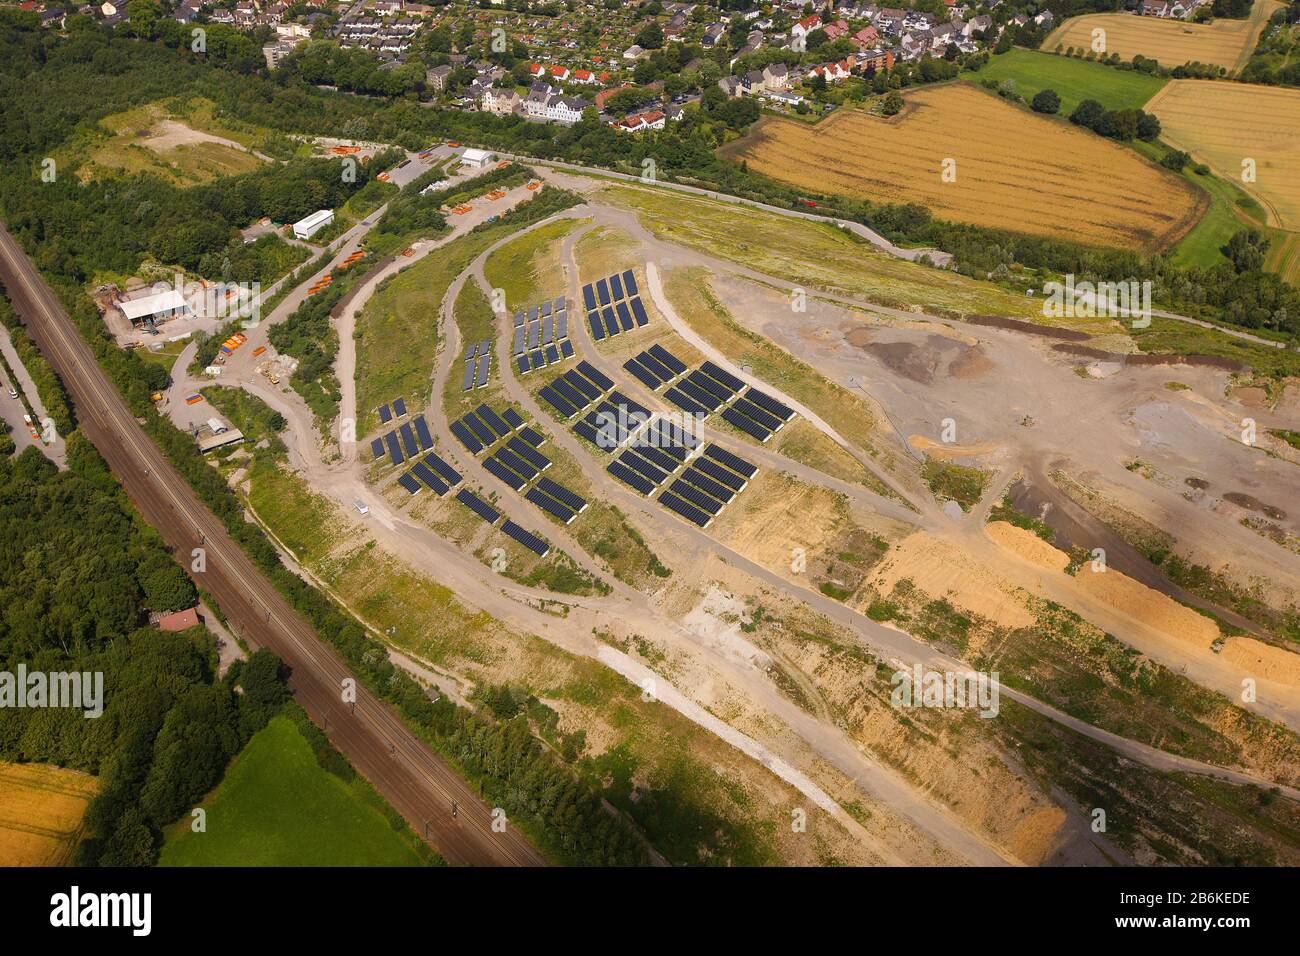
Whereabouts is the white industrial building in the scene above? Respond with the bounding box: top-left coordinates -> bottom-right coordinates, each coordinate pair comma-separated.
120,288 -> 191,328
293,209 -> 335,240
459,148 -> 497,170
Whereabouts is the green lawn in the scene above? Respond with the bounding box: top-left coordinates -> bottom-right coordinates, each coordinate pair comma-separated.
483,218 -> 582,309
159,716 -> 429,867
971,48 -> 1168,115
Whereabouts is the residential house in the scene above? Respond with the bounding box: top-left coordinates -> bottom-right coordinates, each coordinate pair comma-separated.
852,25 -> 880,46
762,62 -> 791,90
791,14 -> 821,37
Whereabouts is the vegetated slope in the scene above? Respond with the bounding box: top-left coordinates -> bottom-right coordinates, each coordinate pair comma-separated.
720,84 -> 1200,253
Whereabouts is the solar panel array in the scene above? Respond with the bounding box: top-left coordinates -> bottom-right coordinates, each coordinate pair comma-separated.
538,359 -> 615,421
462,340 -> 493,391
451,401 -> 589,527
659,360 -> 796,444
452,489 -> 551,558
513,297 -> 575,375
371,401 -> 438,468
582,269 -> 648,341
656,443 -> 757,529
623,343 -> 687,391
394,450 -> 463,497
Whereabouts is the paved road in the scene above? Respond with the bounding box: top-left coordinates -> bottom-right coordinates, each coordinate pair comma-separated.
0,222 -> 544,867
0,323 -> 65,465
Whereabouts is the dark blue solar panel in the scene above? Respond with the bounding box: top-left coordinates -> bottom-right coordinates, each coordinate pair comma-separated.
703,444 -> 758,478
393,397 -> 408,417
399,422 -> 418,457
411,461 -> 448,495
397,472 -> 421,494
607,460 -> 655,495
525,486 -> 575,524
630,297 -> 649,326
609,272 -> 624,300
425,452 -> 461,487
464,414 -> 495,446
578,361 -> 614,392
659,489 -> 710,527
539,385 -> 577,418
582,284 -> 596,310
384,431 -> 404,465
483,455 -> 525,490
377,404 -> 392,423
622,269 -> 638,296
450,419 -> 482,454
596,278 -> 610,306
721,405 -> 771,441
588,311 -> 605,340
413,417 -> 433,450
615,301 -> 633,332
648,343 -> 685,374
457,489 -> 499,524
501,519 -> 550,556
371,437 -> 384,460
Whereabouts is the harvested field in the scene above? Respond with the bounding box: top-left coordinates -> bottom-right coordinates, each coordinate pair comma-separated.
1146,80 -> 1300,231
1043,6 -> 1279,73
719,84 -> 1201,252
0,763 -> 98,866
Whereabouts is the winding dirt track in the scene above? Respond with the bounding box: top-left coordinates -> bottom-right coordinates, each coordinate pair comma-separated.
0,222 -> 545,867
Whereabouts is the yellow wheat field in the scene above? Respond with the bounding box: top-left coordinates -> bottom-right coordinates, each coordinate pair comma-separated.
1043,5 -> 1278,72
1147,79 -> 1300,232
721,84 -> 1202,252
0,763 -> 98,866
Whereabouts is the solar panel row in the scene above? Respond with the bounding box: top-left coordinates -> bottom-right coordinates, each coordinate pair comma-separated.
744,387 -> 795,422
501,519 -> 550,557
411,461 -> 448,495
457,489 -> 499,524
703,444 -> 758,479
537,476 -> 587,514
413,416 -> 433,451
525,486 -> 576,524
425,452 -> 461,487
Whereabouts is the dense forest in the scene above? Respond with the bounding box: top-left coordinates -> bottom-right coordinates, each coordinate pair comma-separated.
0,437 -> 293,865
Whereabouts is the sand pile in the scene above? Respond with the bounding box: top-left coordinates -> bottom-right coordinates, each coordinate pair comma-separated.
871,531 -> 1034,629
986,521 -> 1069,572
1075,569 -> 1221,649
1220,637 -> 1300,687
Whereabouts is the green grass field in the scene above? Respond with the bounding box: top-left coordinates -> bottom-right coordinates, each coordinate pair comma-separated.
971,48 -> 1168,116
483,218 -> 582,309
160,716 -> 429,867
